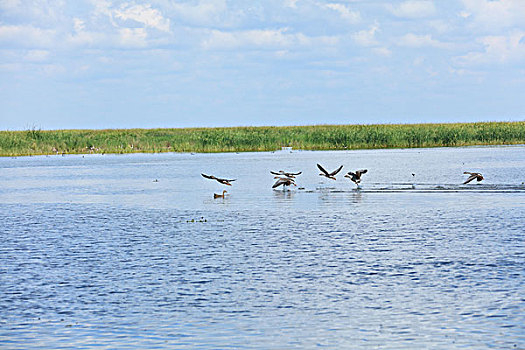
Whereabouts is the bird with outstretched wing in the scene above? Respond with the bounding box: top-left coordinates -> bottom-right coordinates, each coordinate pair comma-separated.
270,170 -> 302,178
201,173 -> 236,186
272,176 -> 296,189
317,164 -> 343,180
345,169 -> 368,184
463,172 -> 483,184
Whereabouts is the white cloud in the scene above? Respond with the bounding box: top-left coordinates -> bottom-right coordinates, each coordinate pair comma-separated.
114,3 -> 170,32
389,0 -> 436,18
461,0 -> 525,30
456,31 -> 525,65
73,18 -> 86,32
398,33 -> 451,49
324,3 -> 360,23
90,0 -> 113,17
118,27 -> 148,48
201,28 -> 338,50
352,24 -> 379,47
66,25 -> 156,49
61,1 -> 173,49
66,17 -> 107,47
88,1 -> 171,31
167,0 -> 232,27
0,25 -> 56,47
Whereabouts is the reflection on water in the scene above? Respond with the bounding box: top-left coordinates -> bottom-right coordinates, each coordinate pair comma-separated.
273,189 -> 295,200
349,191 -> 364,203
0,146 -> 524,349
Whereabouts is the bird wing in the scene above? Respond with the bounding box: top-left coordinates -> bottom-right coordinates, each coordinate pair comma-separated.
288,171 -> 302,176
317,164 -> 330,176
330,165 -> 344,176
272,177 -> 294,188
463,174 -> 477,184
216,179 -> 234,186
201,173 -> 216,180
356,169 -> 368,176
272,178 -> 285,188
270,171 -> 281,176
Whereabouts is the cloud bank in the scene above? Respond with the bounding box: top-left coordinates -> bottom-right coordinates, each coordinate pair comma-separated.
1,0 -> 524,129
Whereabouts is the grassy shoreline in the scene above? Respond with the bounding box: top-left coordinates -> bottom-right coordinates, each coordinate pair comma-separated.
1,121 -> 524,157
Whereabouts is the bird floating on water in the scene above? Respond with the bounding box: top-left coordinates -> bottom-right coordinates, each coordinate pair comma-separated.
272,176 -> 296,190
317,164 -> 343,180
201,173 -> 236,186
463,172 -> 484,184
344,169 -> 368,185
270,170 -> 302,178
214,190 -> 227,198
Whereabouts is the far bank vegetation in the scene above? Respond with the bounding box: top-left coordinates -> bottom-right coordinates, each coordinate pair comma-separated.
0,122 -> 524,157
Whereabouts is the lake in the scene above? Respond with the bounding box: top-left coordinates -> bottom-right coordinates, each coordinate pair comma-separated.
1,146 -> 524,349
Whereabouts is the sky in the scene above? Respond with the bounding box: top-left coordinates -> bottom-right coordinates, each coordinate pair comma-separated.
1,0 -> 524,130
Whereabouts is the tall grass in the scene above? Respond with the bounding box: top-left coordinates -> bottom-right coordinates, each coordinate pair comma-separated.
0,122 -> 524,157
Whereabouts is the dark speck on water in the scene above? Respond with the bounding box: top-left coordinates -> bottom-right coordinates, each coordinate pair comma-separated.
0,145 -> 524,349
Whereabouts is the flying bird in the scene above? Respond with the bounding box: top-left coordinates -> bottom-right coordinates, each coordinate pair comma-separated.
201,173 -> 236,186
344,169 -> 368,185
463,172 -> 484,184
270,170 -> 302,178
317,164 -> 343,180
272,176 -> 296,190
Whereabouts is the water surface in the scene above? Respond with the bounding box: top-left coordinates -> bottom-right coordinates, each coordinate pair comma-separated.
1,146 -> 524,348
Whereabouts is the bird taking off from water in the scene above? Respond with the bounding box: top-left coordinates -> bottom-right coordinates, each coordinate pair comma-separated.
201,173 -> 236,186
344,169 -> 368,185
272,176 -> 296,190
317,164 -> 343,180
270,170 -> 302,178
463,172 -> 484,184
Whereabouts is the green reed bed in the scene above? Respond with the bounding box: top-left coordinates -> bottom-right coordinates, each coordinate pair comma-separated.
0,122 -> 524,157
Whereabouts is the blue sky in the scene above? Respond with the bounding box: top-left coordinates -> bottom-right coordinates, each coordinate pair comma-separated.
1,0 -> 524,130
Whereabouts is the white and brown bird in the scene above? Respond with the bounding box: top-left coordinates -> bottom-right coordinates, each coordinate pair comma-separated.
270,170 -> 302,178
272,176 -> 296,190
201,173 -> 236,186
344,169 -> 368,185
463,172 -> 484,184
317,164 -> 343,180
